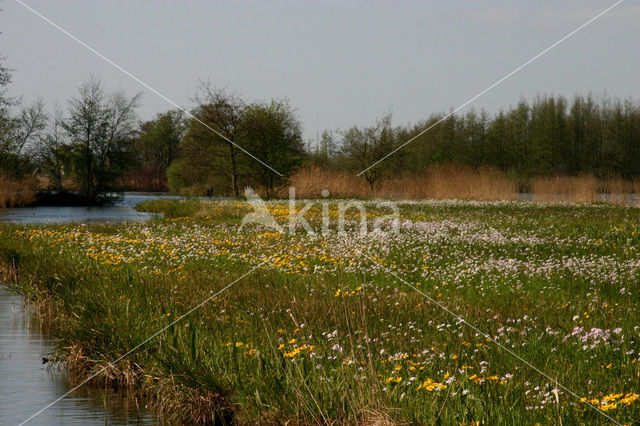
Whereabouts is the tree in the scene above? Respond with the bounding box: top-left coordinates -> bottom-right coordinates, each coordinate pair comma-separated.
319,130 -> 337,161
0,56 -> 15,155
133,109 -> 184,189
63,76 -> 140,202
0,57 -> 47,177
188,84 -> 246,197
37,106 -> 68,193
13,98 -> 48,156
340,112 -> 395,191
243,98 -> 305,197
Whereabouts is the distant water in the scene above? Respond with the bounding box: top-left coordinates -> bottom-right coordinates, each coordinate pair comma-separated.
0,286 -> 160,425
517,193 -> 638,205
0,192 -> 181,224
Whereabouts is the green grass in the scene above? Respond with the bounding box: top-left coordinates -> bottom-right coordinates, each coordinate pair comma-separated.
1,198 -> 639,424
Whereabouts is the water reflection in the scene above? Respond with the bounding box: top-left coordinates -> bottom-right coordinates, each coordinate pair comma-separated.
0,286 -> 160,425
0,192 -> 182,224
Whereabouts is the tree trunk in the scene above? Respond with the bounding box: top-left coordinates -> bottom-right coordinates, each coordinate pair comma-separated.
229,143 -> 239,197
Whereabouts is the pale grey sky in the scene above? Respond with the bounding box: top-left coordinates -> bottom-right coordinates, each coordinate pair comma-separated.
1,0 -> 639,142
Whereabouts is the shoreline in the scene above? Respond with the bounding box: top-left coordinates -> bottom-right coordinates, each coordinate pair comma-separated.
0,263 -> 231,425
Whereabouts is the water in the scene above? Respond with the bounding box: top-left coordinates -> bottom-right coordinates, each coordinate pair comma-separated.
0,286 -> 160,425
0,193 -> 180,424
0,192 -> 184,224
515,193 -> 639,204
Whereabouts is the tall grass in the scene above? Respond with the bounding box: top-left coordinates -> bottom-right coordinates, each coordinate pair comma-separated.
599,178 -> 640,206
287,166 -> 370,198
289,166 -> 640,205
531,175 -> 600,203
377,164 -> 516,200
0,175 -> 37,208
289,164 -> 516,200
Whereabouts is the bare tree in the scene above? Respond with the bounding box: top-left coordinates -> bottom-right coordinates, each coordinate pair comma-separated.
13,98 -> 48,156
340,112 -> 395,191
37,105 -> 66,192
0,58 -> 48,171
64,76 -> 140,202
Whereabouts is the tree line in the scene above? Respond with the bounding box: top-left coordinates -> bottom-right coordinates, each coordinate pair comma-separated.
2,55 -> 640,203
318,95 -> 640,190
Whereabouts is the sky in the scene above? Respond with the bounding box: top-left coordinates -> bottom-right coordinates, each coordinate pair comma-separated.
1,0 -> 639,143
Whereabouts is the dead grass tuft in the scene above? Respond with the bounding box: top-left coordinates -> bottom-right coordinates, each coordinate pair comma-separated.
359,409 -> 398,425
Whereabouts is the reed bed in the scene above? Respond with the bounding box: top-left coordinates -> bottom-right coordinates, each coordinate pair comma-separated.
288,164 -> 516,200
286,166 -> 370,198
0,176 -> 37,208
288,166 -> 640,206
376,164 -> 516,200
530,175 -> 599,203
598,178 -> 640,206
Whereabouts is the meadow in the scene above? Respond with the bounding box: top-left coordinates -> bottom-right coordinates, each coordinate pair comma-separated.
1,198 -> 639,424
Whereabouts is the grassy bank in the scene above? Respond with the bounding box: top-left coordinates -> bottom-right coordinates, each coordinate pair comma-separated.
1,198 -> 640,424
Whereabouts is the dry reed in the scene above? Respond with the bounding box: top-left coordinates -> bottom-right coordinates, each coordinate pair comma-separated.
0,175 -> 37,208
184,165 -> 640,206
287,166 -> 370,198
377,164 -> 516,200
288,164 -> 516,200
531,175 -> 599,203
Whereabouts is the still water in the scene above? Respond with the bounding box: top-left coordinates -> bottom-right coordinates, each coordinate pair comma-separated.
0,192 -> 184,224
0,193 -> 180,424
0,287 -> 160,425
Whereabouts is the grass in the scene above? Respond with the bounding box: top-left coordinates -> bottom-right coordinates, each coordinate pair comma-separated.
1,198 -> 640,424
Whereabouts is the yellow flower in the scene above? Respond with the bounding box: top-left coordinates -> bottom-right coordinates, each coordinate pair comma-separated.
621,393 -> 639,405
417,378 -> 446,391
385,376 -> 402,384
